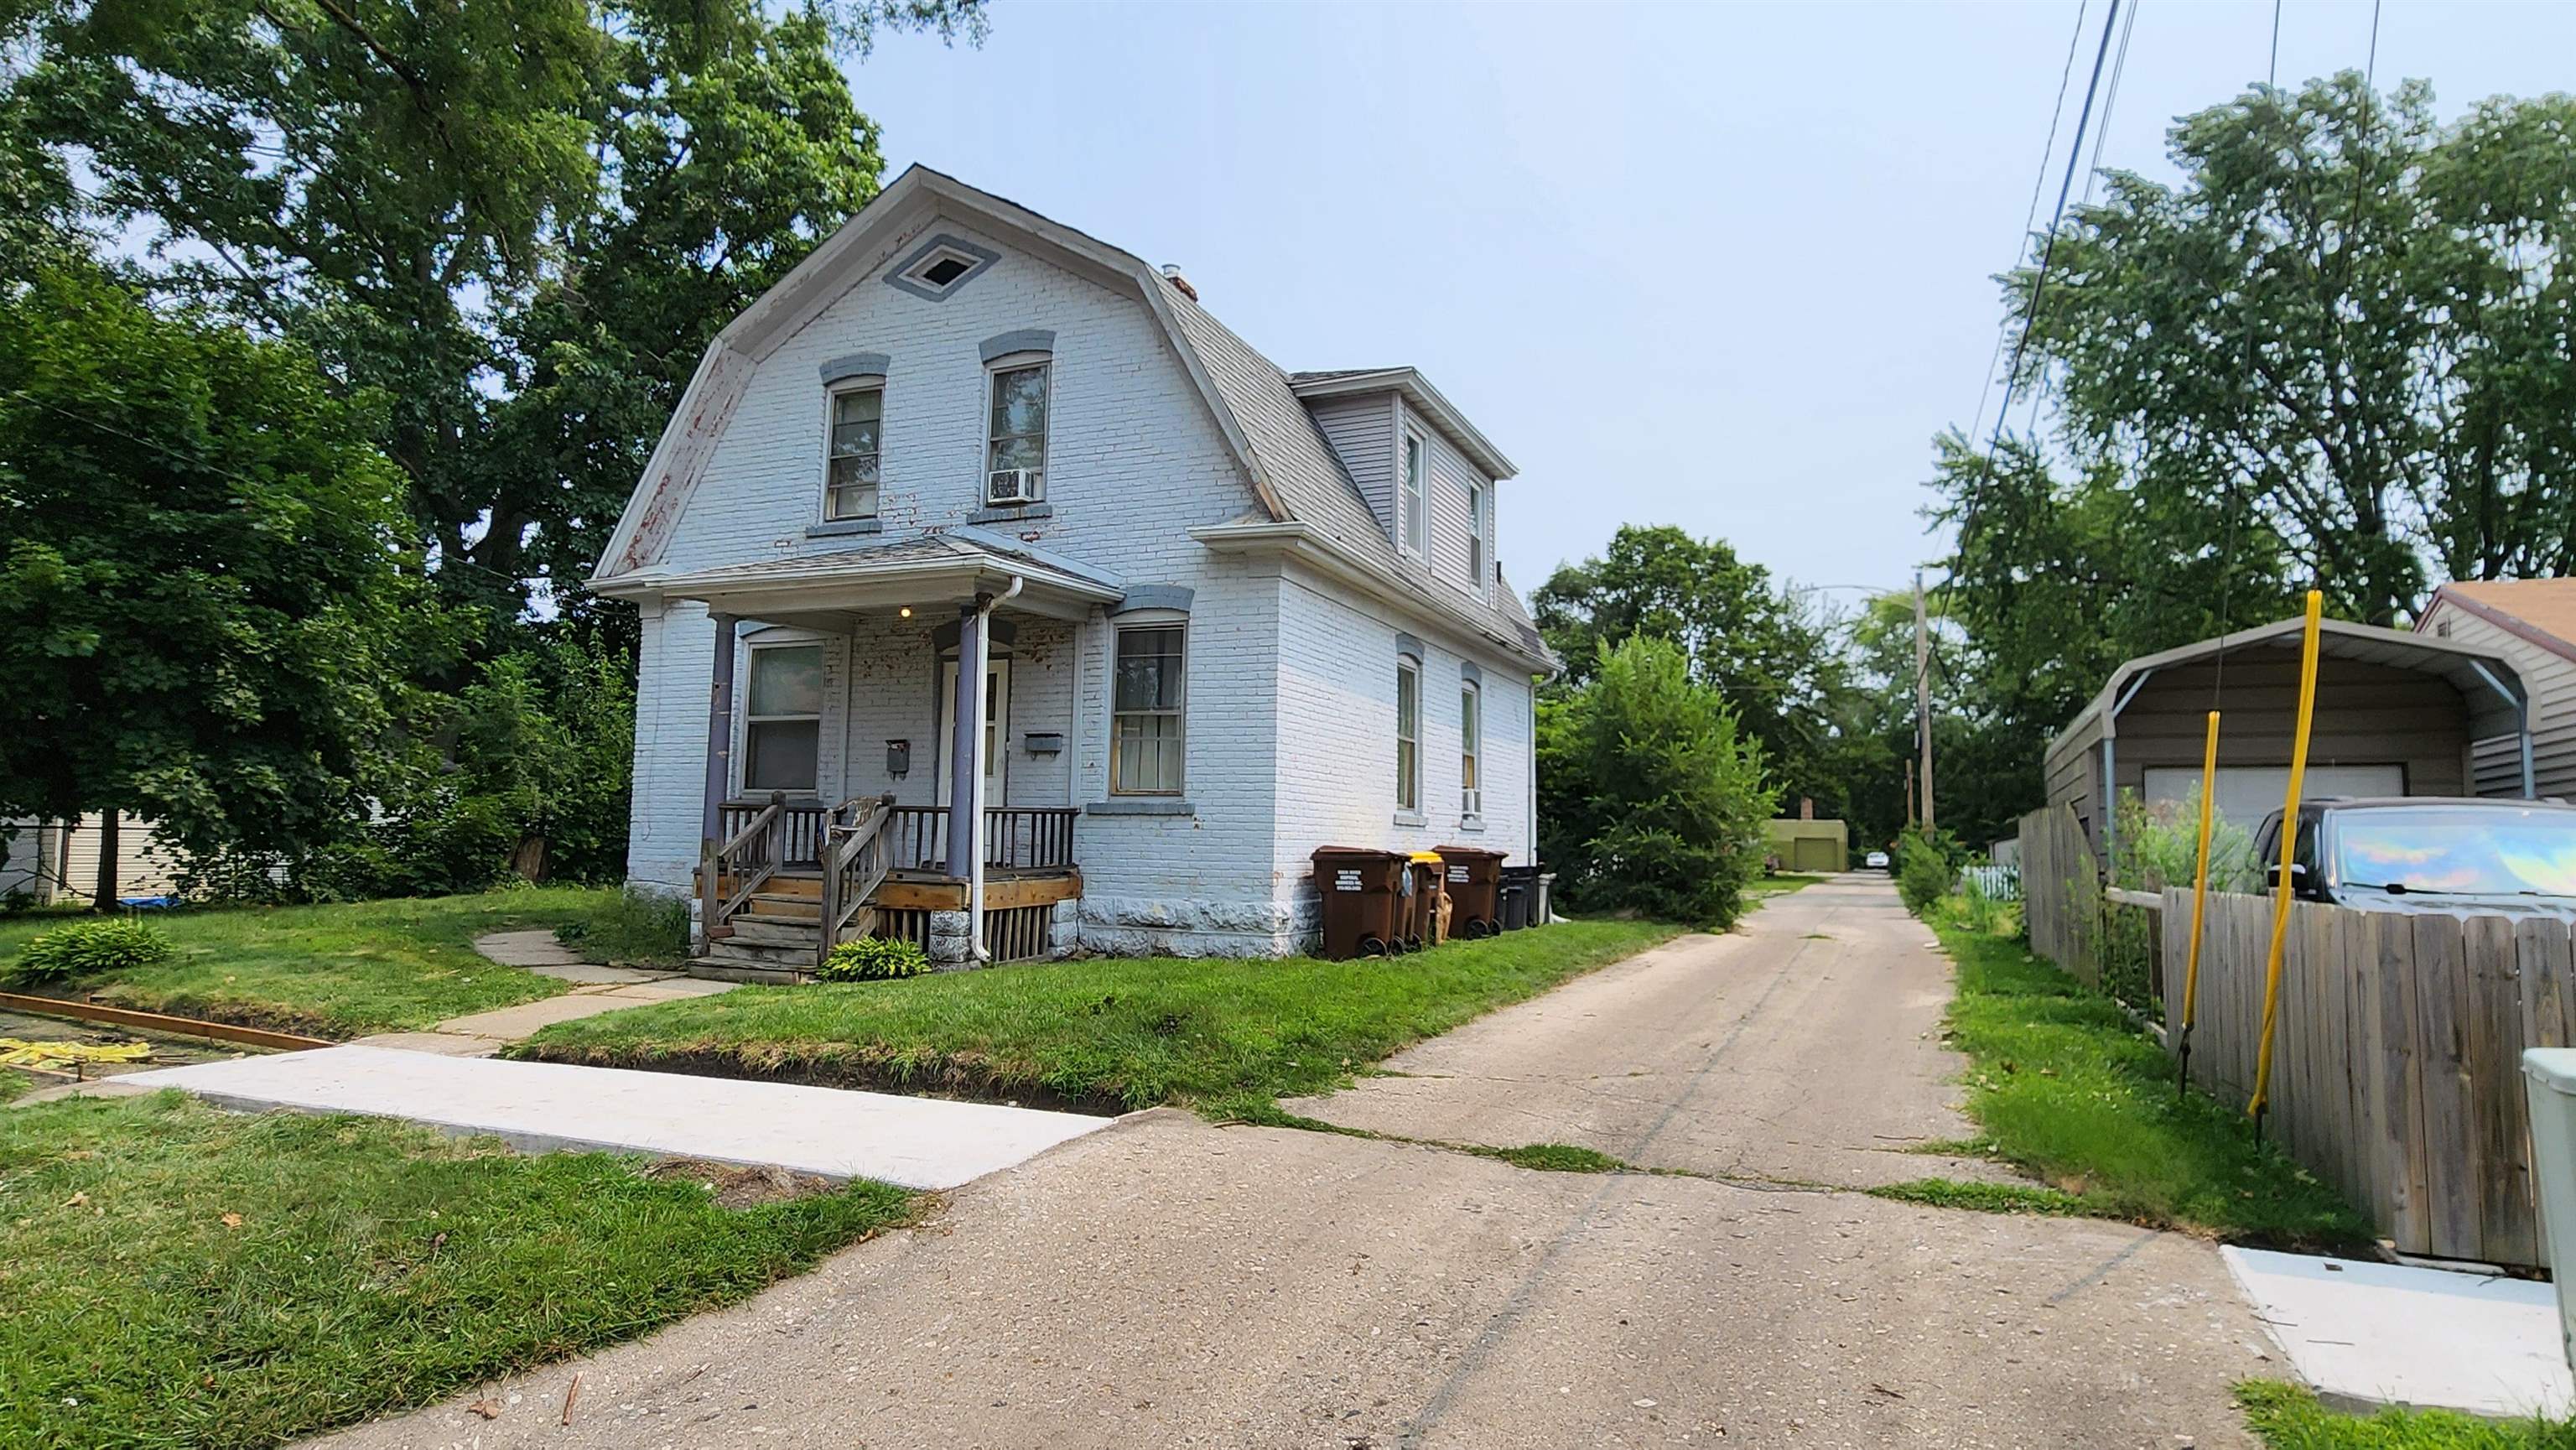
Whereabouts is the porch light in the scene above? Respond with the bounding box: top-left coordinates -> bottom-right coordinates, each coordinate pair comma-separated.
899,605 -> 912,618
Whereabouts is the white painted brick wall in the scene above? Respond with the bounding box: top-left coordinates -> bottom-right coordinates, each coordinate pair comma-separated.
1270,566 -> 1537,907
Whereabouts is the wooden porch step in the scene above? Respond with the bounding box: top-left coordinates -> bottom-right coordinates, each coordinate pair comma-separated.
724,917 -> 824,948
745,892 -> 823,920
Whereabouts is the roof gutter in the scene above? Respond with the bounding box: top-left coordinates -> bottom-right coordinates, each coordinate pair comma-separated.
1190,520 -> 1555,674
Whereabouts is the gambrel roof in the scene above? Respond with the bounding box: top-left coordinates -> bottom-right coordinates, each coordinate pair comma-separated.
589,165 -> 1553,673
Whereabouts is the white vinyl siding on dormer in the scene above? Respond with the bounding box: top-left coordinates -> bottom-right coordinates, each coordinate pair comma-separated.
1309,392 -> 1399,533
1403,401 -> 1496,596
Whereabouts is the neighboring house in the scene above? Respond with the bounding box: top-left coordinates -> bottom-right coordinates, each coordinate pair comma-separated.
0,813 -> 182,905
590,167 -> 1555,970
2415,579 -> 2576,801
2042,615 -> 2532,866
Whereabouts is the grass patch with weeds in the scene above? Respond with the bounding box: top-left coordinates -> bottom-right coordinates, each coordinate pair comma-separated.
1918,911 -> 2371,1249
521,920 -> 1683,1114
1748,872 -> 1827,898
1869,1177 -> 2085,1216
0,888 -> 635,1037
0,1091 -> 911,1449
1477,1142 -> 1628,1173
2236,1381 -> 2576,1448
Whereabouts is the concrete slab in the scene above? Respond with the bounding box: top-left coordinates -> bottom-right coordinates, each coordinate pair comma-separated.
115,1045 -> 1112,1190
346,1031 -> 506,1058
432,992 -> 674,1039
2224,1246 -> 2574,1417
471,929 -> 586,967
532,960 -> 673,986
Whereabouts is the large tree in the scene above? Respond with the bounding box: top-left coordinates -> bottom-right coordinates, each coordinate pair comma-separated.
0,262 -> 426,902
12,0 -> 984,629
1994,75 -> 2576,628
1533,524 -> 1858,817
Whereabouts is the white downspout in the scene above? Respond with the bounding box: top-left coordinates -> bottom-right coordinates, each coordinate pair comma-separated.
969,575 -> 1024,963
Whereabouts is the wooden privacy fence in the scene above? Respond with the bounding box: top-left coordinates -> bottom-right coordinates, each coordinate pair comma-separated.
2163,889 -> 2563,1268
2018,804 -> 2100,988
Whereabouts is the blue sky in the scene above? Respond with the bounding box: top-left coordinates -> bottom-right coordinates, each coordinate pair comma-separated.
844,1 -> 2576,610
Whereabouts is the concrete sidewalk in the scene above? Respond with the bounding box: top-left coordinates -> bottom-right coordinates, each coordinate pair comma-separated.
2226,1246 -> 2573,1417
350,929 -> 735,1057
115,1045 -> 1112,1190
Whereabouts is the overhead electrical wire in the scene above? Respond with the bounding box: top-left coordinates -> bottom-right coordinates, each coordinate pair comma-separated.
1965,0 -> 2096,453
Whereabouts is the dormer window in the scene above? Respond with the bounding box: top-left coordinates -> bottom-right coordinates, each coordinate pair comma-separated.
1467,480 -> 1488,586
825,385 -> 883,521
986,358 -> 1050,506
1400,429 -> 1428,559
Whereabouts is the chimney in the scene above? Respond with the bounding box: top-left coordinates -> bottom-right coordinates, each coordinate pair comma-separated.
1159,262 -> 1198,302
1800,796 -> 1815,821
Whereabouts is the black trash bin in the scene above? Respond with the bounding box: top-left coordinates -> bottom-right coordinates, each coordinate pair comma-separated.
1498,882 -> 1529,932
1498,865 -> 1540,930
1311,846 -> 1406,959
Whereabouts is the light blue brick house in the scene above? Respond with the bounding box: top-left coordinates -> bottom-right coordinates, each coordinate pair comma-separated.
589,168 -> 1554,970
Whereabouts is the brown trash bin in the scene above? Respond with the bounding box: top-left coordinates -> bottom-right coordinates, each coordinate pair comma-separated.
1434,845 -> 1508,938
1311,846 -> 1406,959
1405,852 -> 1445,951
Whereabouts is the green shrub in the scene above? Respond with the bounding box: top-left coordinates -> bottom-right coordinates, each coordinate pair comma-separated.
1896,831 -> 1955,914
1536,637 -> 1777,928
815,936 -> 931,983
8,917 -> 175,985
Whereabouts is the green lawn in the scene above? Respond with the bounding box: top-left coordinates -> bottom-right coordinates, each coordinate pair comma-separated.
0,888 -> 643,1037
1748,871 -> 1828,898
521,919 -> 1684,1115
0,1091 -> 911,1450
1887,907 -> 2371,1248
2237,1383 -> 2576,1448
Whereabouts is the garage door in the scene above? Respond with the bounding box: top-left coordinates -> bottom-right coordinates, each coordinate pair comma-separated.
2141,764 -> 2406,832
1790,836 -> 1841,872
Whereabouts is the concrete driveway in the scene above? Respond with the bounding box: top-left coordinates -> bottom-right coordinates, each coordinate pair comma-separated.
312,874 -> 2276,1450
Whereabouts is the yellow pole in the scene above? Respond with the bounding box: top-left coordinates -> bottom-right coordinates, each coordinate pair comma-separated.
2177,708 -> 2220,1086
2249,590 -> 2324,1122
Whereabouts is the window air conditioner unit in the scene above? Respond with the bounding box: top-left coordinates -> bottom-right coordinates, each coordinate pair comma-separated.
987,468 -> 1041,505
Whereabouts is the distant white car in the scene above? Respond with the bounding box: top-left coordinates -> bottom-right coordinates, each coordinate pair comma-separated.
1864,850 -> 1891,871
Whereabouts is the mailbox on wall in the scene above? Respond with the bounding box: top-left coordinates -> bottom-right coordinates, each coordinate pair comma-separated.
886,739 -> 910,777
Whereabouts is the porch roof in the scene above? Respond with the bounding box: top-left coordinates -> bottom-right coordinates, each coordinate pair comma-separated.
596,527 -> 1126,623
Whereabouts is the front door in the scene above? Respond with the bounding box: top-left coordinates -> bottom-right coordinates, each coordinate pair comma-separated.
936,656 -> 1011,807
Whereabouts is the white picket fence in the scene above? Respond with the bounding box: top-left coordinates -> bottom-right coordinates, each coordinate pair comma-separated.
1960,863 -> 2021,902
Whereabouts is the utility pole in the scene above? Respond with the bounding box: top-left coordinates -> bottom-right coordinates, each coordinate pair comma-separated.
1914,572 -> 1935,834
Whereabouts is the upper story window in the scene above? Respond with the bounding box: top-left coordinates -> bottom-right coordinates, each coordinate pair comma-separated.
1111,623 -> 1187,796
1394,652 -> 1422,813
744,643 -> 823,793
1400,429 -> 1428,559
1460,678 -> 1482,818
1466,481 -> 1488,586
825,386 -> 883,521
986,359 -> 1050,506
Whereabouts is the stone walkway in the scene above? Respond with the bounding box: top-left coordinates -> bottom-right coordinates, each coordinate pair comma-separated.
348,929 -> 735,1057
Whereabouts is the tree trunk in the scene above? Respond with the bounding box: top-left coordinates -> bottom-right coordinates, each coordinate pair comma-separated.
92,811 -> 121,911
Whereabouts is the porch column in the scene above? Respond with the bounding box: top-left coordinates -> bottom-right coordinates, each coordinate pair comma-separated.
701,611 -> 739,850
946,604 -> 980,878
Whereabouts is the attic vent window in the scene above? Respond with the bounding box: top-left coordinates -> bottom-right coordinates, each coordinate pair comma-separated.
885,233 -> 999,301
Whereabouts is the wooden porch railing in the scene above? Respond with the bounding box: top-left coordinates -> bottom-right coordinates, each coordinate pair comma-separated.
718,797 -> 834,868
887,806 -> 1078,871
818,795 -> 898,969
703,792 -> 787,941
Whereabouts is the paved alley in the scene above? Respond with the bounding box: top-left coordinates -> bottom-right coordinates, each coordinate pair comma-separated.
312,876 -> 2276,1450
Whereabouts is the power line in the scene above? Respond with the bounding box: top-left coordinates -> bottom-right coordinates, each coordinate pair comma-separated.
1939,0 -> 2128,625
1966,0 -> 2096,453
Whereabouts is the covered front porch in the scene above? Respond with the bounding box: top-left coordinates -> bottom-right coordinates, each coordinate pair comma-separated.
646,531 -> 1124,977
